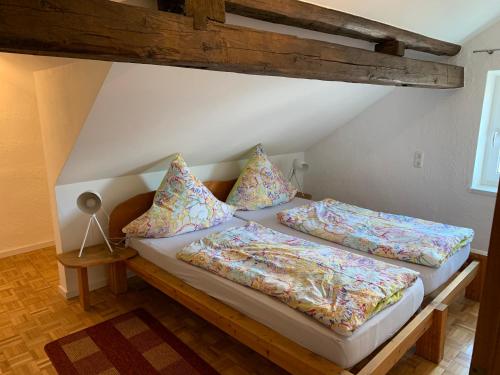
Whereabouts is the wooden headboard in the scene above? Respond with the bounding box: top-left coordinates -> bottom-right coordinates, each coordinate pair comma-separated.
109,179 -> 237,240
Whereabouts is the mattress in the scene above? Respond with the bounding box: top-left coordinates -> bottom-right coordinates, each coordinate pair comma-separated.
129,217 -> 424,368
234,198 -> 471,295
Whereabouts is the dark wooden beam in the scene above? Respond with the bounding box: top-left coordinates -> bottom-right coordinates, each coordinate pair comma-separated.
185,0 -> 225,30
375,40 -> 406,57
0,0 -> 463,88
225,0 -> 461,56
471,184 -> 500,375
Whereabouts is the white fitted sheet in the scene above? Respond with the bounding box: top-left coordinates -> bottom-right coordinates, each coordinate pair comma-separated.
129,217 -> 424,368
234,198 -> 471,295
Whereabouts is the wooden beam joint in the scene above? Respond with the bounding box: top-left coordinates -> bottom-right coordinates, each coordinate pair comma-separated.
375,40 -> 406,57
185,0 -> 225,30
158,0 -> 226,30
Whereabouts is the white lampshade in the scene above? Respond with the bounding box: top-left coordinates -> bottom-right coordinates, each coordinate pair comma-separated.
77,191 -> 102,215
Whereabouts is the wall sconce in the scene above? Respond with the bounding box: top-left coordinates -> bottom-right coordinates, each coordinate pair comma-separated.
288,158 -> 309,191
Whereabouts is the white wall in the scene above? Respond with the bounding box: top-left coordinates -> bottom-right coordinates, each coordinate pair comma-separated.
305,20 -> 500,251
56,152 -> 304,297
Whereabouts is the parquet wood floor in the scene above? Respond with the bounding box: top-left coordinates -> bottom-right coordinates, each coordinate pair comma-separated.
0,247 -> 478,374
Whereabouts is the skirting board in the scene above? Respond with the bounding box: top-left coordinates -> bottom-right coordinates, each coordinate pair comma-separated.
0,240 -> 55,259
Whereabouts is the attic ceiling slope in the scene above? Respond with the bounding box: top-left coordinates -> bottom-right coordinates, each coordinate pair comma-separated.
0,0 -> 463,88
58,63 -> 392,185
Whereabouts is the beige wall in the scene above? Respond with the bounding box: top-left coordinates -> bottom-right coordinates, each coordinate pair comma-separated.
0,56 -> 54,256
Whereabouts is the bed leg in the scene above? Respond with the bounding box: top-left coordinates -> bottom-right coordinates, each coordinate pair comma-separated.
415,303 -> 448,363
465,251 -> 487,302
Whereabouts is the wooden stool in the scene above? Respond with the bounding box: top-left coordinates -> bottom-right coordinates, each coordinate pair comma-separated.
57,244 -> 137,311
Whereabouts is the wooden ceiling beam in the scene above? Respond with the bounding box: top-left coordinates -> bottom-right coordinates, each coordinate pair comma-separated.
0,0 -> 463,88
225,0 -> 461,57
185,0 -> 225,30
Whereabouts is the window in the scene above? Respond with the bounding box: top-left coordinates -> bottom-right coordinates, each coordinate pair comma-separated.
472,70 -> 500,194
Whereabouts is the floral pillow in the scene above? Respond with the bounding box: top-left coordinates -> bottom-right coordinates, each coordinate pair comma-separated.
123,154 -> 236,238
226,144 -> 297,210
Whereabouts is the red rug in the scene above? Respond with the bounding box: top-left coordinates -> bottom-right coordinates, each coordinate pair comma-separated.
44,308 -> 218,374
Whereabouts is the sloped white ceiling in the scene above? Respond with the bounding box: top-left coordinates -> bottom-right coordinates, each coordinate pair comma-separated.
58,63 -> 391,184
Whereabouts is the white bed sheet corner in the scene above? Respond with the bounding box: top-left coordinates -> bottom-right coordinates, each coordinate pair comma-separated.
234,198 -> 471,295
129,217 -> 424,368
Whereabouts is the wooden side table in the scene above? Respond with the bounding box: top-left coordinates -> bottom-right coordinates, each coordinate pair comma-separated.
57,244 -> 137,311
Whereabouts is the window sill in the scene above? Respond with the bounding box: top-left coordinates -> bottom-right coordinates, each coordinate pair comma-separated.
469,184 -> 498,197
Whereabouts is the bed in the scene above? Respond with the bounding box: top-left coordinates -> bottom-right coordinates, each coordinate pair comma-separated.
109,180 -> 481,375
234,197 -> 471,295
129,217 -> 424,368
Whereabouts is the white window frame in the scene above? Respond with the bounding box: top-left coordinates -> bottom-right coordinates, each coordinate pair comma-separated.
472,70 -> 500,195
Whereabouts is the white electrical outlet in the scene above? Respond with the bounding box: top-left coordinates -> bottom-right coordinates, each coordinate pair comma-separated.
414,151 -> 424,168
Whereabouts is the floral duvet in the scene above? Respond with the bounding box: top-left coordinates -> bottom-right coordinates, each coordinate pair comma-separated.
277,199 -> 475,268
177,222 -> 418,336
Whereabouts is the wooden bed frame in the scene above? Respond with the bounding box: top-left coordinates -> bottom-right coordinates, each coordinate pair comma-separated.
109,180 -> 484,375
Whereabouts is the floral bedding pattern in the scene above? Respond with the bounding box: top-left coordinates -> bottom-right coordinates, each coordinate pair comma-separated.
226,144 -> 297,210
177,222 -> 418,335
123,154 -> 236,238
277,199 -> 475,268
